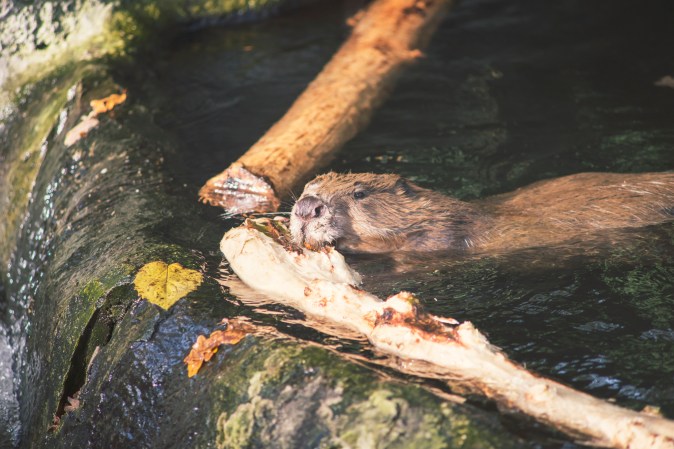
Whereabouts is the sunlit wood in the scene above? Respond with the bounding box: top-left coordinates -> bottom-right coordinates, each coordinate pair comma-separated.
199,0 -> 453,213
221,218 -> 674,449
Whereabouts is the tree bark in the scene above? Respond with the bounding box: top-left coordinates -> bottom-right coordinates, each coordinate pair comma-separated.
199,0 -> 453,213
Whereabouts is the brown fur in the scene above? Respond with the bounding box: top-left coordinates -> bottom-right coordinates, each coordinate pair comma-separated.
290,172 -> 674,254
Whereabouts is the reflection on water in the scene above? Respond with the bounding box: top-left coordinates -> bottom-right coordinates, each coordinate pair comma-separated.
131,0 -> 674,441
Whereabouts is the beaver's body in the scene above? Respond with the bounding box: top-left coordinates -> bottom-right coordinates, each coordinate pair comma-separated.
289,172 -> 674,253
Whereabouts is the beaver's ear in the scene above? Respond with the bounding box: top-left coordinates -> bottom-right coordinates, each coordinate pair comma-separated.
395,178 -> 415,197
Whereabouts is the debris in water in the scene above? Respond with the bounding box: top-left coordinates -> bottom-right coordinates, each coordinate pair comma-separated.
64,90 -> 128,147
654,75 -> 674,88
184,319 -> 252,377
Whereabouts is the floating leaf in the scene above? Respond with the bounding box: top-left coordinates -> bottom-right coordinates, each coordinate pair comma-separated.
134,261 -> 203,310
90,90 -> 127,115
184,319 -> 252,377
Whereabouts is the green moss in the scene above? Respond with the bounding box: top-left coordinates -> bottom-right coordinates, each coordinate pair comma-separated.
63,268 -> 134,349
0,64 -> 83,266
1,0 -> 294,95
0,2 -> 121,93
82,280 -> 106,304
210,341 -> 296,447
216,397 -> 274,449
208,342 -> 521,449
294,346 -> 375,402
109,0 -> 292,58
262,345 -> 302,379
336,389 -> 407,447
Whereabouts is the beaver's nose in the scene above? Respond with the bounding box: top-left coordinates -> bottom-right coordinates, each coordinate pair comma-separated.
294,196 -> 326,220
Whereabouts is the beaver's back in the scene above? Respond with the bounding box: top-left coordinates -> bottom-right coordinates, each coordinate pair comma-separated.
475,172 -> 674,251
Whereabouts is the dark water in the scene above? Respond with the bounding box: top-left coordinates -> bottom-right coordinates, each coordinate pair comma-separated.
123,0 -> 674,441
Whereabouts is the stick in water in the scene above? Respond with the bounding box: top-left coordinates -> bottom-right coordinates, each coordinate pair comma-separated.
221,218 -> 674,449
199,0 -> 453,213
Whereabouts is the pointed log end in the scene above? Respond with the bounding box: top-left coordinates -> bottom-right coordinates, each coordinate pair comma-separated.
199,162 -> 280,214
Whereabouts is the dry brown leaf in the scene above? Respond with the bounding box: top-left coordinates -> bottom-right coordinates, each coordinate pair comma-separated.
184,319 -> 252,377
90,90 -> 127,115
63,89 -> 127,147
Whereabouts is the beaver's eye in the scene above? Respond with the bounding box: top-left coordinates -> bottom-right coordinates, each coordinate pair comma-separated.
353,191 -> 366,200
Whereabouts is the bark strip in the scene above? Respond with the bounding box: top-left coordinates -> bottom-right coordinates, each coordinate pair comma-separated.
221,219 -> 674,449
199,0 -> 453,213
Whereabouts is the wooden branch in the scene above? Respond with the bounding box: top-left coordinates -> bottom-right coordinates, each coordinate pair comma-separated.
199,0 -> 453,213
220,218 -> 674,449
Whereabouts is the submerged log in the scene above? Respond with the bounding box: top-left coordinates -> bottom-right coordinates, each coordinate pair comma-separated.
221,218 -> 674,449
199,0 -> 453,213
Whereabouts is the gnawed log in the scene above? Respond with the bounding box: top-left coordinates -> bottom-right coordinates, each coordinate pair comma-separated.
221,218 -> 674,449
199,0 -> 453,213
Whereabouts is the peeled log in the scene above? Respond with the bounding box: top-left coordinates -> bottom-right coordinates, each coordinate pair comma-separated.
199,0 -> 453,213
221,219 -> 674,449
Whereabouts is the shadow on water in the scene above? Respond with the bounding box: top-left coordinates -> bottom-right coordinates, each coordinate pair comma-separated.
109,0 -> 674,445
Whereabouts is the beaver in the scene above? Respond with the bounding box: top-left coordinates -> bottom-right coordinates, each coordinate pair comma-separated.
289,172 -> 674,253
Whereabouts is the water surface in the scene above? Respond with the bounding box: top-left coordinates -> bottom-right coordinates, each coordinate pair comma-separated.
124,0 -> 674,443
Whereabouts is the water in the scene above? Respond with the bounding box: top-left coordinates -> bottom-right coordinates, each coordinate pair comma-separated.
334,0 -> 674,416
0,281 -> 19,449
124,0 -> 674,441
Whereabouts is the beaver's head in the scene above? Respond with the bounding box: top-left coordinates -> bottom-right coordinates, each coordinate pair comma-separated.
290,172 -> 442,253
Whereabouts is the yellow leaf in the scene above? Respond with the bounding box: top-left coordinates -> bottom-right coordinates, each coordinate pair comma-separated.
134,261 -> 203,310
